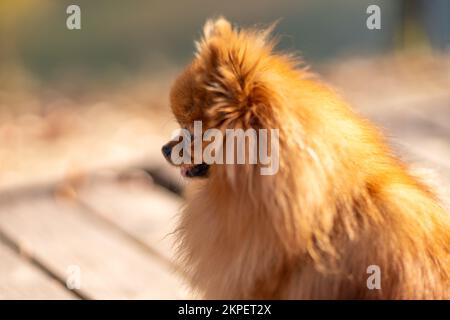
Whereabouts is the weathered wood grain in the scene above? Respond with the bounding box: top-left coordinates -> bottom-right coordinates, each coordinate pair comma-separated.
0,241 -> 75,300
75,174 -> 182,263
0,196 -> 186,299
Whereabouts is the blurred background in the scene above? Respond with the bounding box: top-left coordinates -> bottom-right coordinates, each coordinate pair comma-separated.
0,0 -> 449,299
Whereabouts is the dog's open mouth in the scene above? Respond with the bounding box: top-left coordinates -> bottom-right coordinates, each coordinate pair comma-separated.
180,163 -> 210,178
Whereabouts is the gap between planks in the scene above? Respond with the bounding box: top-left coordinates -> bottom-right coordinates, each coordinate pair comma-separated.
0,186 -> 185,299
0,228 -> 84,299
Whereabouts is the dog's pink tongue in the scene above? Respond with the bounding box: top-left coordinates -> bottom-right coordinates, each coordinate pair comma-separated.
180,167 -> 189,177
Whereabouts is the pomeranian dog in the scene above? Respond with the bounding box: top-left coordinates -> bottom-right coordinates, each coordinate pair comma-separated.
162,18 -> 449,299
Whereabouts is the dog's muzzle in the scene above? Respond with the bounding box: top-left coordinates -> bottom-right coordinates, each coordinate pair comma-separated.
161,142 -> 210,178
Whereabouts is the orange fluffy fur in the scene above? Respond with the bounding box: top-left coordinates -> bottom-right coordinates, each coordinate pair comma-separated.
168,18 -> 450,299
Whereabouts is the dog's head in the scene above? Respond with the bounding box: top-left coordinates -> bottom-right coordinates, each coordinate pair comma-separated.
162,18 -> 291,179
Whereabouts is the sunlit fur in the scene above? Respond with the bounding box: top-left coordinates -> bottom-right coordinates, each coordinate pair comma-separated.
168,18 -> 450,299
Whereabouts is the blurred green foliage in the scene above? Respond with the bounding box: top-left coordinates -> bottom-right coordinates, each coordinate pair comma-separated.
2,0 -> 447,81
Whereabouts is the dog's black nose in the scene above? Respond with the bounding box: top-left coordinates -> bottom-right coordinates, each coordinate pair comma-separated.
162,144 -> 172,160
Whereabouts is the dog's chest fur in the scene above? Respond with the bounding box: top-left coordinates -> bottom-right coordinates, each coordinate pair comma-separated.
176,183 -> 291,299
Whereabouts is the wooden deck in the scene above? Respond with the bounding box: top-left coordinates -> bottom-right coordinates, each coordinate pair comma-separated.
0,171 -> 186,299
0,59 -> 449,299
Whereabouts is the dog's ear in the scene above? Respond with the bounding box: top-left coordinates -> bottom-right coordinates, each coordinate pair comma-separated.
196,19 -> 282,129
203,17 -> 232,40
195,17 -> 232,77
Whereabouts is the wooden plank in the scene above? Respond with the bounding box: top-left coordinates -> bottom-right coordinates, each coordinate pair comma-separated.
406,98 -> 450,132
0,196 -> 186,299
75,173 -> 182,263
0,241 -> 75,299
357,95 -> 450,132
0,107 -> 179,194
